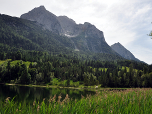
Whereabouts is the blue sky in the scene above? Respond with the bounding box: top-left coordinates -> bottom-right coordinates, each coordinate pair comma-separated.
0,0 -> 152,64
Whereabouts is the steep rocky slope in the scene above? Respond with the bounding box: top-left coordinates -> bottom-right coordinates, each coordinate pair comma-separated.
21,6 -> 62,34
111,42 -> 140,61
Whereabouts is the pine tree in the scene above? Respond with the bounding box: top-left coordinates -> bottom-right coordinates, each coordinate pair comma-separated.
19,64 -> 31,84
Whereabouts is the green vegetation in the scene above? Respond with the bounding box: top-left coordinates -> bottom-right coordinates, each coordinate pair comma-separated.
10,60 -> 31,68
0,88 -> 152,113
0,53 -> 152,88
50,78 -> 80,87
0,59 -> 11,66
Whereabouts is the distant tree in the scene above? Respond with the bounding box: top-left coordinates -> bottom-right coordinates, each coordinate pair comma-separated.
16,51 -> 22,60
6,60 -> 11,73
0,66 -> 2,82
28,68 -> 38,82
66,78 -> 70,87
6,60 -> 12,81
36,73 -> 44,84
83,72 -> 89,86
19,64 -> 31,84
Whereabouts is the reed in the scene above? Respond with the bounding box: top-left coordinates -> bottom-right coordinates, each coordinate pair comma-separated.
0,88 -> 152,114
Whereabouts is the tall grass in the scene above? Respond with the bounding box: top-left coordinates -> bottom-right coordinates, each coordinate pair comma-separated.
0,88 -> 152,114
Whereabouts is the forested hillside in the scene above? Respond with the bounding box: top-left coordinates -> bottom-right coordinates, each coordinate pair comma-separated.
0,52 -> 151,88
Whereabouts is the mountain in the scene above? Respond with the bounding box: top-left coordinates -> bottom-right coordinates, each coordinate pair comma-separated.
0,14 -> 74,54
70,22 -> 113,53
20,6 -> 118,55
0,5 -> 125,61
111,42 -> 140,61
57,16 -> 77,36
0,13 -> 124,61
21,6 -> 62,34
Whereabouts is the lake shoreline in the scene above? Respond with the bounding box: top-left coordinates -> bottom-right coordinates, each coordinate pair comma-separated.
2,83 -> 99,91
0,83 -> 129,91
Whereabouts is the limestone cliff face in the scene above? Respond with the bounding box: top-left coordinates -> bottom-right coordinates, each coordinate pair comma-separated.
57,16 -> 77,36
57,16 -> 107,53
111,42 -> 139,61
57,17 -> 105,42
21,6 -> 62,34
70,22 -> 108,53
81,22 -> 105,42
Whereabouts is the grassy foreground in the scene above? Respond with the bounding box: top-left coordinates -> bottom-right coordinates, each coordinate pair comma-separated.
0,88 -> 152,114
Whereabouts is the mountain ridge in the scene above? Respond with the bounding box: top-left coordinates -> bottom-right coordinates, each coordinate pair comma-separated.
111,42 -> 140,61
20,6 -> 142,62
21,5 -> 62,34
0,13 -> 124,61
0,5 -> 143,62
20,6 -> 117,55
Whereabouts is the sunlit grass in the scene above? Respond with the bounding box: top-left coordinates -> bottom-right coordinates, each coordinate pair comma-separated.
1,88 -> 152,114
0,59 -> 11,66
10,60 -> 31,68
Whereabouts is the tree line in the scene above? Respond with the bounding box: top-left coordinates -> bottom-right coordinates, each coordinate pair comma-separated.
0,51 -> 152,88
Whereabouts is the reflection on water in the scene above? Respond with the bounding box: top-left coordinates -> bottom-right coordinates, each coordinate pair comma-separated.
0,84 -> 96,104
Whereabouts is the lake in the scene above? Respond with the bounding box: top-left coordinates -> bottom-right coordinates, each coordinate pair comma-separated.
0,84 -> 96,104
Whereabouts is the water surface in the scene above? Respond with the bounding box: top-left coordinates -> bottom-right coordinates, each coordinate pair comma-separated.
0,84 -> 96,104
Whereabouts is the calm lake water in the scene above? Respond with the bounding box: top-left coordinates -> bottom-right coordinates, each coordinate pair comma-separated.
0,84 -> 96,104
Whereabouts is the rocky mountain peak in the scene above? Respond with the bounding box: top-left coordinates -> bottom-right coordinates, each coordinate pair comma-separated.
112,42 -> 123,47
82,22 -> 95,30
58,16 -> 76,24
81,22 -> 105,42
37,5 -> 46,10
84,22 -> 91,26
111,42 -> 139,61
30,5 -> 46,12
116,42 -> 121,45
21,6 -> 62,34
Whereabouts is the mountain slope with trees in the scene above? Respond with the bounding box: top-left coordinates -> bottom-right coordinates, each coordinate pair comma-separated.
0,13 -> 124,61
0,14 -> 75,54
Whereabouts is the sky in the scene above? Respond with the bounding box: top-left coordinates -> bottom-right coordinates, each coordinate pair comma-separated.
0,0 -> 152,64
